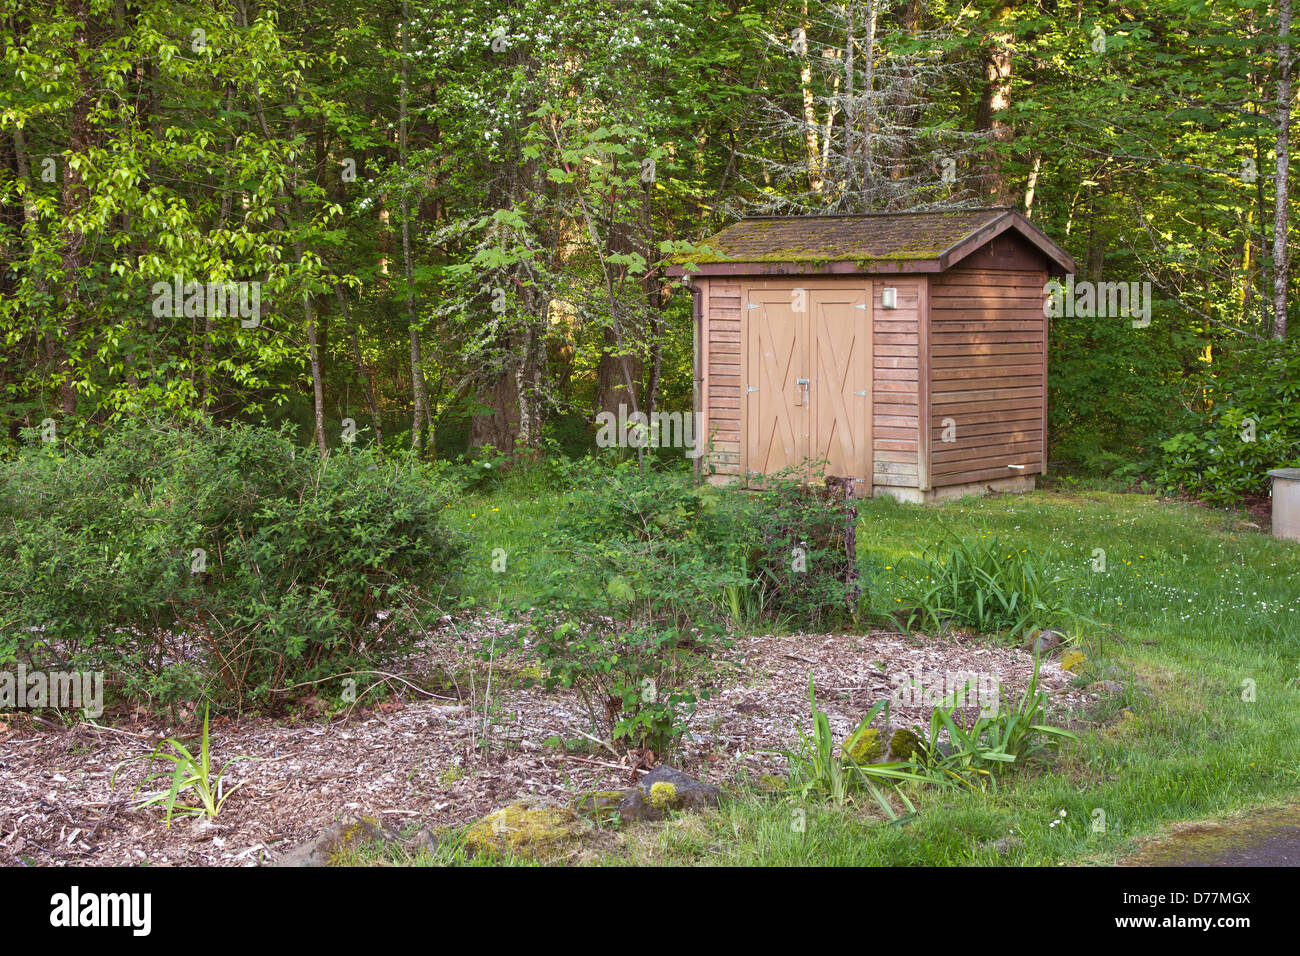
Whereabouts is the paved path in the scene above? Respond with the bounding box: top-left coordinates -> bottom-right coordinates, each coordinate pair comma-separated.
1124,806 -> 1300,866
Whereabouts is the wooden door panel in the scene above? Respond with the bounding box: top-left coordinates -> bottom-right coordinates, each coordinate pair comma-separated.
745,288 -> 806,479
810,289 -> 870,484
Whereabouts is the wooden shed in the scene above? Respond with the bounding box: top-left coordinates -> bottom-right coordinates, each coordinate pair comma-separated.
669,207 -> 1077,502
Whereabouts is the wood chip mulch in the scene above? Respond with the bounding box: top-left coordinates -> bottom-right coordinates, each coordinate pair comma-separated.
0,625 -> 1096,866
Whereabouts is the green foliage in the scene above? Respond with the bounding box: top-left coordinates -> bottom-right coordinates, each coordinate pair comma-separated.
889,533 -> 1069,638
516,461 -> 864,755
904,659 -> 1079,790
774,663 -> 1073,814
774,673 -> 923,820
1153,339 -> 1300,503
446,443 -> 511,493
738,472 -> 863,631
719,550 -> 779,631
0,420 -> 465,707
2,0 -> 1295,490
521,458 -> 739,755
112,705 -> 259,825
518,456 -> 862,754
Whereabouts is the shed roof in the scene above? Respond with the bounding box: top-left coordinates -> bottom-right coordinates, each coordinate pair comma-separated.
670,207 -> 1076,277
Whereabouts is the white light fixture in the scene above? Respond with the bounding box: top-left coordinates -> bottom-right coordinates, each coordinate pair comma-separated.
881,287 -> 898,309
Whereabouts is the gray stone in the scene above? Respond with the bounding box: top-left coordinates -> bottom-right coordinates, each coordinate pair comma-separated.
1021,629 -> 1064,655
275,814 -> 387,867
990,835 -> 1025,855
617,766 -> 720,823
409,826 -> 440,857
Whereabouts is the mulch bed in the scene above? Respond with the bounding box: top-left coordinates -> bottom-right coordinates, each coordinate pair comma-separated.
0,623 -> 1097,866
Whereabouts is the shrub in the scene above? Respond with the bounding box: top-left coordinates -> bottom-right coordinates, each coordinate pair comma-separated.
739,471 -> 862,631
519,456 -> 867,755
0,419 -> 464,708
1153,338 -> 1300,503
522,460 -> 737,755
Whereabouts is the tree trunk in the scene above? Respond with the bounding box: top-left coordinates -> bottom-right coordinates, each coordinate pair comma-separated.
1023,152 -> 1041,218
799,2 -> 823,194
469,362 -> 521,451
597,325 -> 641,415
335,285 -> 384,450
1274,0 -> 1292,339
975,4 -> 1015,203
288,184 -> 327,454
305,285 -> 328,454
400,0 -> 429,453
56,0 -> 94,416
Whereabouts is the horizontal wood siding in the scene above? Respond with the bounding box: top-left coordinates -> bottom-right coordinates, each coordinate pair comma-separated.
872,278 -> 923,488
704,279 -> 742,475
928,267 -> 1048,486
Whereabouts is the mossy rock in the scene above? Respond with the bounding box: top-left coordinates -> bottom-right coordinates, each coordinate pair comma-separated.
648,781 -> 678,809
463,802 -> 585,860
277,814 -> 387,867
842,727 -> 885,765
888,727 -> 925,761
618,766 -> 720,822
1060,649 -> 1088,673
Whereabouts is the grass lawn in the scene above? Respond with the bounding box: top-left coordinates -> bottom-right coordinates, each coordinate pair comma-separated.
413,482 -> 1300,866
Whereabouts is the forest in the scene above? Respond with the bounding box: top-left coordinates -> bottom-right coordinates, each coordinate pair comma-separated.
3,0 -> 1296,497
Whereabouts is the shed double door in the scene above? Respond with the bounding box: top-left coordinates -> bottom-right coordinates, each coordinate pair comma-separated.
743,282 -> 871,486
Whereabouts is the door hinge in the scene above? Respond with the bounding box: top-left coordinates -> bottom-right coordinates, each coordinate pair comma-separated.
854,390 -> 868,396
747,302 -> 760,310
746,385 -> 759,393
854,303 -> 868,310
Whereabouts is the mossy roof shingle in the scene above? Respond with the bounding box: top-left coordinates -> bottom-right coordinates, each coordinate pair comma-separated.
691,208 -> 1012,264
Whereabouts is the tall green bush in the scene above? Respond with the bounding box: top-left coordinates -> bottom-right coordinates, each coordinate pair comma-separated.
519,456 -> 864,755
0,420 -> 464,708
1153,339 -> 1300,503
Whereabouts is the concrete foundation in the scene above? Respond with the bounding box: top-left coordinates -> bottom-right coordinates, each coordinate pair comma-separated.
710,472 -> 1038,503
873,474 -> 1037,504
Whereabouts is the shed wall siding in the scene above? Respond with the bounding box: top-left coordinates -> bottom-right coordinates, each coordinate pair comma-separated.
704,280 -> 742,476
927,266 -> 1048,486
872,277 -> 924,489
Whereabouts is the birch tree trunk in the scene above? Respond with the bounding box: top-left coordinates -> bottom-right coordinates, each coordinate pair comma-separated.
799,3 -> 823,194
1274,0 -> 1292,339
